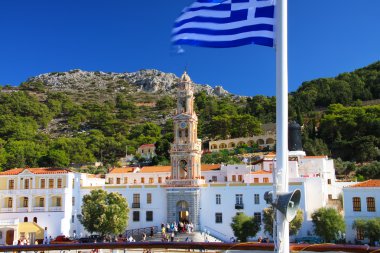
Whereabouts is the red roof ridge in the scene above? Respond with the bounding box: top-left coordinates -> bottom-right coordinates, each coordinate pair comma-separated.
349,179 -> 380,188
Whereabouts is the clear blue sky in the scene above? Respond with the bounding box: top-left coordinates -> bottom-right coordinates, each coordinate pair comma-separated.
0,0 -> 379,96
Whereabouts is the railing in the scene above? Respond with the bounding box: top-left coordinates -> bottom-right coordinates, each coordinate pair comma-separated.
125,226 -> 158,241
170,143 -> 201,152
16,207 -> 28,212
0,208 -> 13,212
32,207 -> 45,212
48,206 -> 63,211
235,203 -> 244,209
0,188 -> 67,195
0,241 -> 377,252
166,179 -> 205,187
203,226 -> 230,243
132,203 -> 140,208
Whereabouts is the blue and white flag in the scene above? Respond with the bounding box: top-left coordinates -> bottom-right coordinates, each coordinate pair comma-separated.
172,0 -> 275,48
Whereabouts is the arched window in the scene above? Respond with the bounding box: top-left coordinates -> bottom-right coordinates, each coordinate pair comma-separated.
257,139 -> 265,145
228,142 -> 235,148
266,138 -> 275,144
219,143 -> 227,149
33,217 -> 37,223
24,217 -> 28,222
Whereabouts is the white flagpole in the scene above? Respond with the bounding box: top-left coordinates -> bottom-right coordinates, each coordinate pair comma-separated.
275,0 -> 289,252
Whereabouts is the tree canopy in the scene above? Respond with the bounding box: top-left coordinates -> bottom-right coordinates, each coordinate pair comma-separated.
230,213 -> 261,242
262,207 -> 303,237
80,189 -> 129,236
311,207 -> 345,243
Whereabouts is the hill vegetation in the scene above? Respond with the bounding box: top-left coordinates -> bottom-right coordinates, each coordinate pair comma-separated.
0,62 -> 379,179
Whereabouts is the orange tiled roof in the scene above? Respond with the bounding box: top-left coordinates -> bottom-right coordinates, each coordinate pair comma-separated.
0,168 -> 70,175
109,167 -> 135,174
140,166 -> 171,173
349,180 -> 380,188
201,164 -> 221,171
251,170 -> 272,175
304,156 -> 327,159
139,144 -> 155,148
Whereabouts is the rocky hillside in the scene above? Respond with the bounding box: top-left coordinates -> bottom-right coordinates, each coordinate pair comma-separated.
24,69 -> 230,98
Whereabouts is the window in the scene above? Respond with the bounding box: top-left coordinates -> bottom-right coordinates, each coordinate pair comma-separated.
8,198 -> 13,208
72,197 -> 75,206
254,178 -> 259,183
56,197 -> 61,207
263,178 -> 269,183
24,217 -> 28,222
109,178 -> 114,184
353,197 -> 361,212
39,198 -> 44,207
238,175 -> 243,182
327,179 -> 331,184
216,194 -> 221,205
116,178 -> 121,184
356,227 -> 364,240
71,215 -> 74,223
254,212 -> 262,223
158,177 -> 162,184
212,176 -> 217,182
133,211 -> 140,222
232,175 -> 236,182
367,197 -> 376,212
146,211 -> 153,222
124,177 -> 128,184
133,194 -> 140,204
236,194 -> 243,205
215,213 -> 223,223
149,178 -> 154,184
23,197 -> 28,208
24,179 -> 29,189
33,217 -> 37,223
57,178 -> 62,188
49,179 -> 54,188
254,194 -> 260,204
41,179 -> 45,189
147,193 -> 152,204
224,176 -> 227,182
9,180 -> 14,189
141,177 -> 145,184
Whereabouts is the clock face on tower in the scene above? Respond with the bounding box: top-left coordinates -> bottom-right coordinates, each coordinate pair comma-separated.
180,122 -> 188,129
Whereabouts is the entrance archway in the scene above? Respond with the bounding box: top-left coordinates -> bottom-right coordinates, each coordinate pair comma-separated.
176,200 -> 189,223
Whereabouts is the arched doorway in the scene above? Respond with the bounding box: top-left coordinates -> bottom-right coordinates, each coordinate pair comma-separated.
179,160 -> 188,179
176,200 -> 189,223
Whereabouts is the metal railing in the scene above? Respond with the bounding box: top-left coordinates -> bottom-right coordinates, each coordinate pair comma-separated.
125,226 -> 158,241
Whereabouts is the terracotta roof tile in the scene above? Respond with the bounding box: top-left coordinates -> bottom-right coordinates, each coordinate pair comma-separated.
349,180 -> 380,188
139,144 -> 155,148
201,164 -> 221,171
251,170 -> 272,175
109,167 -> 135,174
140,166 -> 171,173
0,168 -> 70,175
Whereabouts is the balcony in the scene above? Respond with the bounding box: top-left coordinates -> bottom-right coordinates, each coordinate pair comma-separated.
33,207 -> 45,212
166,179 -> 205,187
16,207 -> 28,212
235,203 -> 244,209
49,206 -> 63,212
132,203 -> 140,208
1,208 -> 13,212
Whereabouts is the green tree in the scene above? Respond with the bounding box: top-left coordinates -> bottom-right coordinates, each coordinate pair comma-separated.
230,213 -> 261,242
80,189 -> 129,236
262,207 -> 303,237
353,218 -> 380,245
355,161 -> 380,180
311,207 -> 345,242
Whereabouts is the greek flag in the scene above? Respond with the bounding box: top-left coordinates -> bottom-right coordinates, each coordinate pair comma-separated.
172,0 -> 275,48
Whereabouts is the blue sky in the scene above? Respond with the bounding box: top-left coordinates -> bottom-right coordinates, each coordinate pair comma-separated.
0,0 -> 379,96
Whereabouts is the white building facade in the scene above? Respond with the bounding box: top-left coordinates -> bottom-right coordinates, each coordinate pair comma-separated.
0,72 -> 350,244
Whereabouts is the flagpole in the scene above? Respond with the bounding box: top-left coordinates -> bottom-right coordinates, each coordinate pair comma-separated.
275,0 -> 289,252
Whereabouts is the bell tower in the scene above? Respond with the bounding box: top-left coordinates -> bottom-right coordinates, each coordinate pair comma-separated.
166,71 -> 202,229
169,71 -> 202,183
